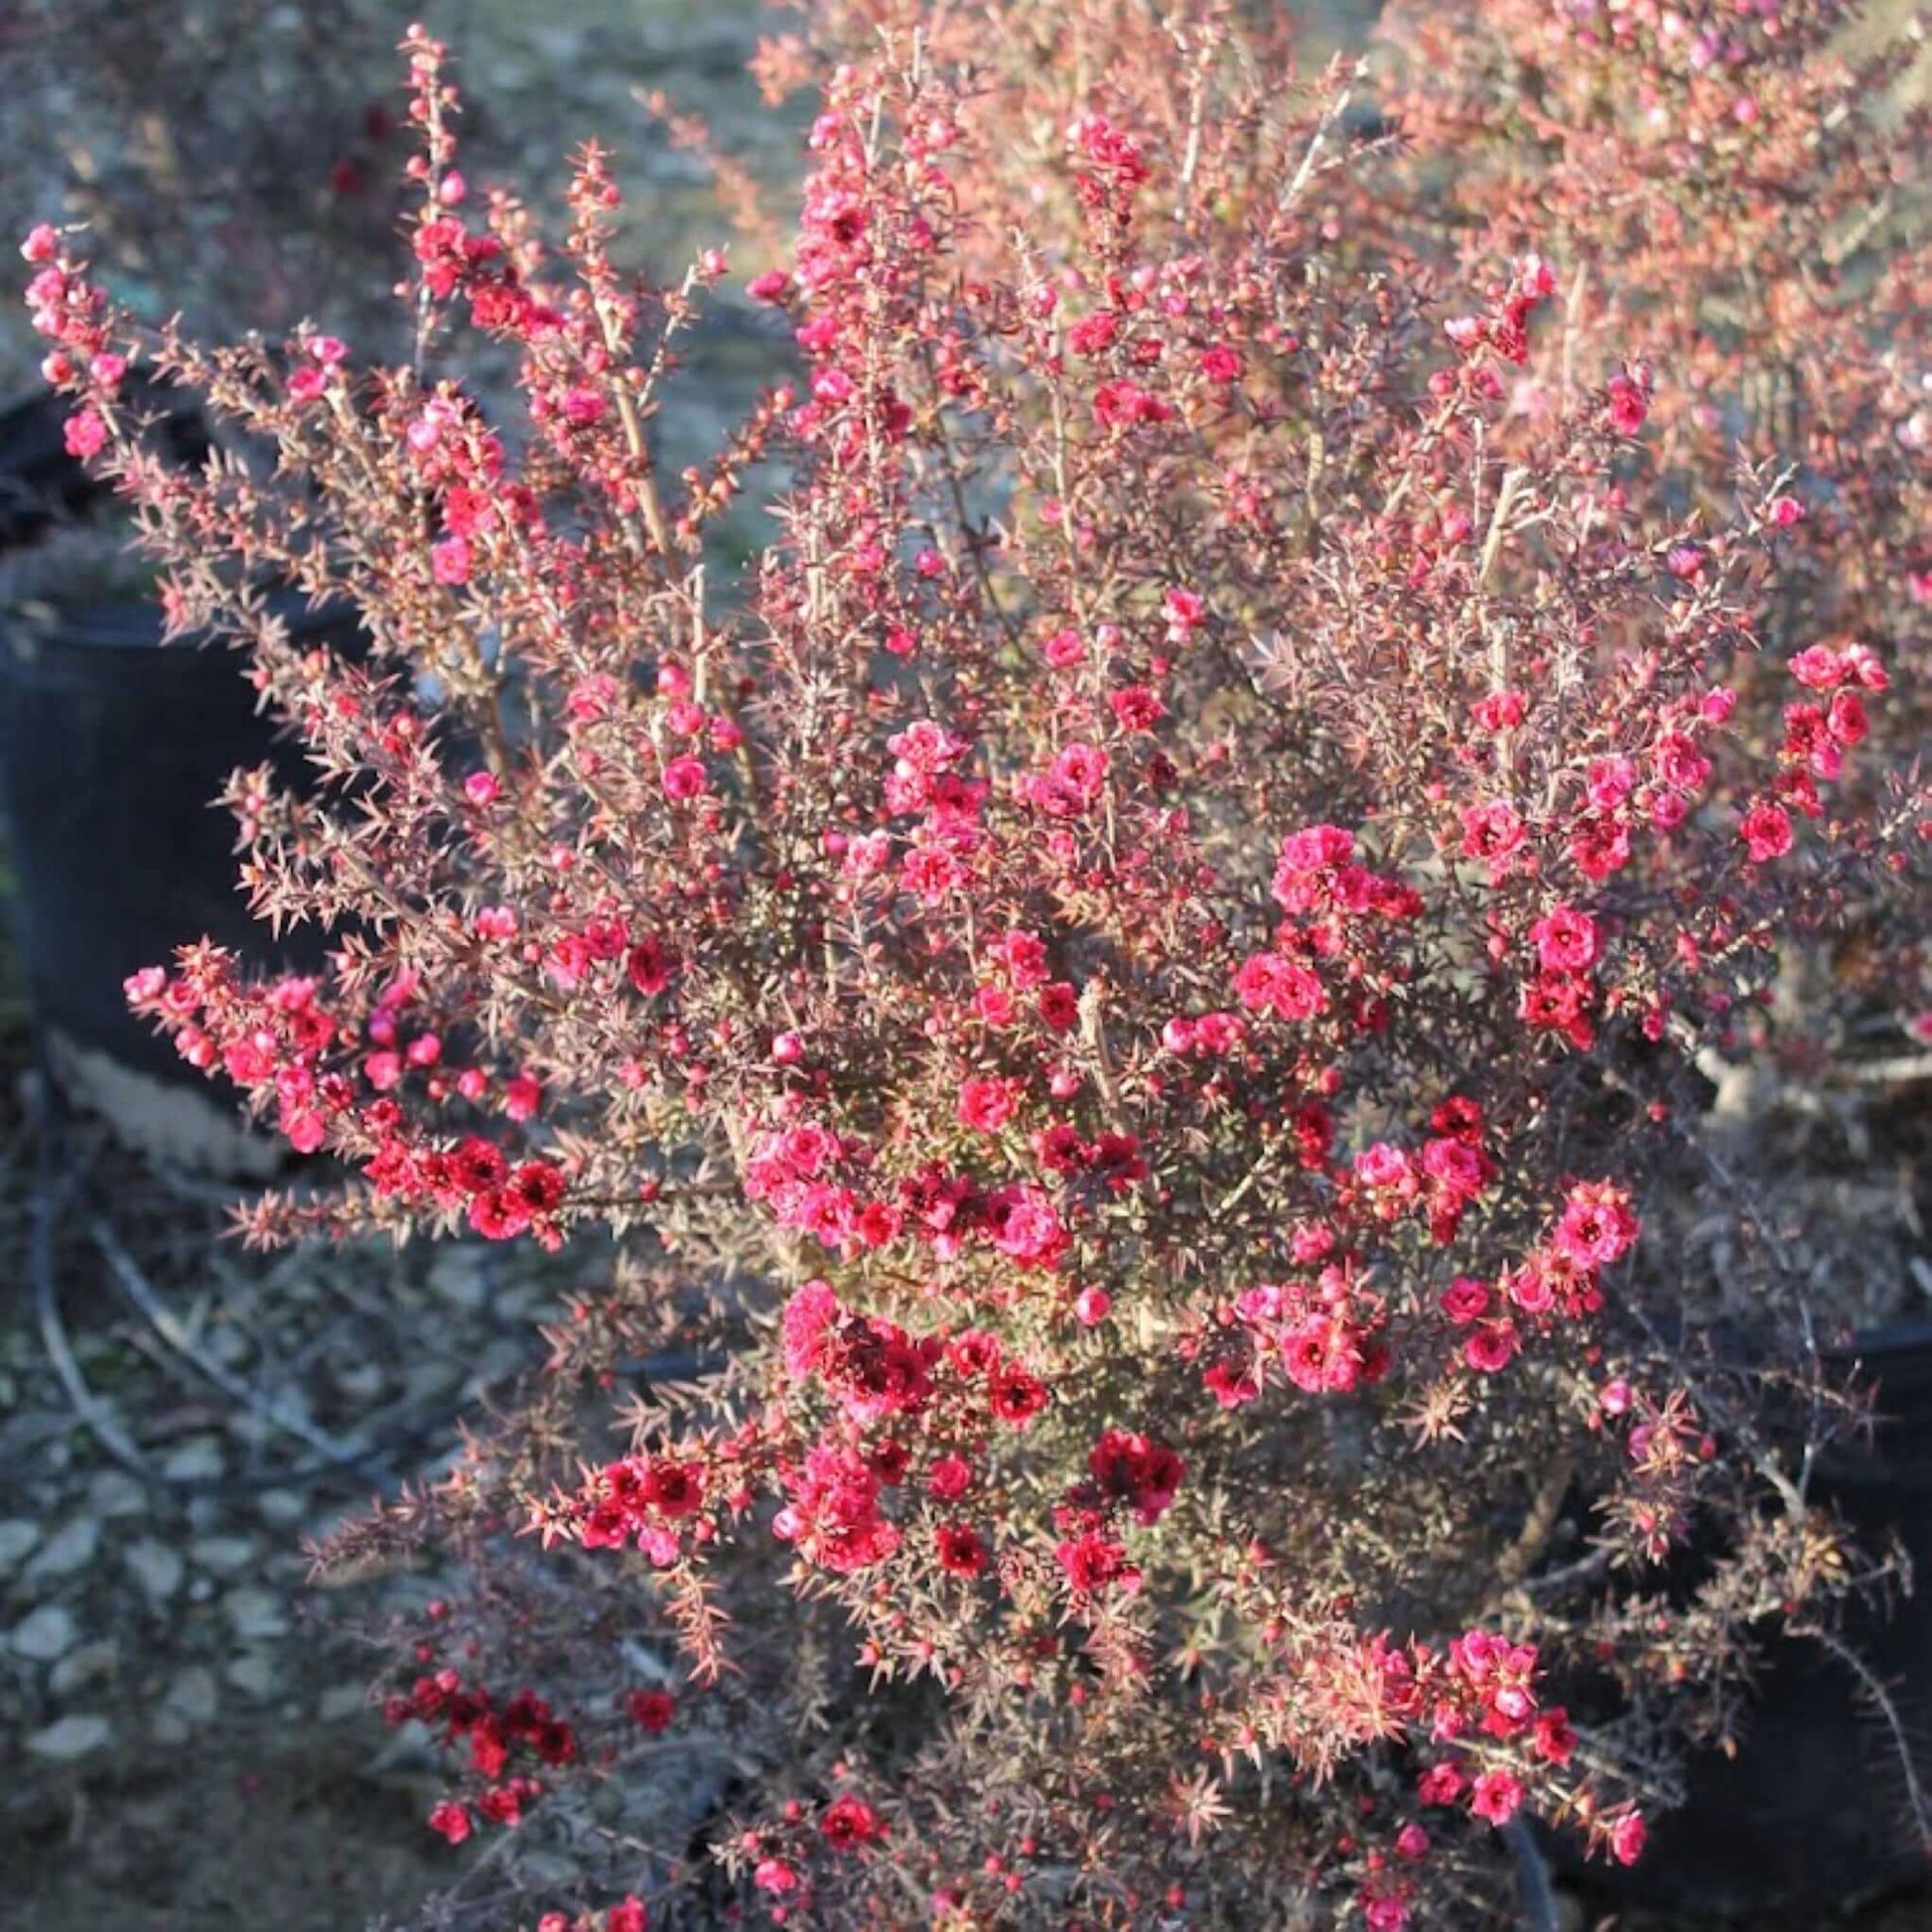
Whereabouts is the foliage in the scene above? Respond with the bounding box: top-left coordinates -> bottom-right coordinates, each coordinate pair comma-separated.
22,3 -> 1930,1924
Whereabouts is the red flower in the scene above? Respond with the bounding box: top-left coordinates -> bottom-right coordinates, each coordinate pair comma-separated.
1055,1529 -> 1131,1593
625,1688 -> 676,1733
821,1794 -> 884,1849
935,1523 -> 990,1576
427,1800 -> 473,1845
988,1363 -> 1050,1426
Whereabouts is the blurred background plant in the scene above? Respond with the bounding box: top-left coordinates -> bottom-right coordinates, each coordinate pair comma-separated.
0,0 -> 411,373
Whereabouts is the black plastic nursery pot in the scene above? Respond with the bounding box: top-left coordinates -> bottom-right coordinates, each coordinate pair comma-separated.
0,589 -> 358,1163
1558,1319 -> 1932,1923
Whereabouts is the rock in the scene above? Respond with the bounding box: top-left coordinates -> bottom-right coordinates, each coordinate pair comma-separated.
318,1682 -> 370,1723
124,1538 -> 185,1605
255,1488 -> 308,1529
190,1534 -> 260,1578
51,1638 -> 120,1696
87,1469 -> 149,1519
403,1358 -> 464,1407
428,1246 -> 489,1309
24,1515 -> 99,1583
222,1587 -> 289,1641
507,1850 -> 584,1890
464,1337 -> 529,1401
207,1326 -> 252,1368
28,1714 -> 112,1760
334,1361 -> 385,1402
226,1650 -> 278,1699
0,1519 -> 42,1574
163,1664 -> 220,1724
10,1602 -> 79,1662
160,1437 -> 224,1483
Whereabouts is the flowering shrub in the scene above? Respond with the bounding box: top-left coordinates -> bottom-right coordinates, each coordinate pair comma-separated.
26,5 -> 1930,1925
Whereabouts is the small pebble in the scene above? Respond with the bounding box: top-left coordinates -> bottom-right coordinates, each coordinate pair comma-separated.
51,1638 -> 120,1697
28,1714 -> 113,1760
151,1711 -> 192,1747
124,1538 -> 186,1605
318,1682 -> 370,1723
223,1587 -> 289,1641
24,1515 -> 100,1584
255,1488 -> 308,1529
226,1650 -> 278,1700
190,1534 -> 260,1578
164,1661 -> 220,1723
10,1602 -> 79,1663
164,1664 -> 220,1724
427,1247 -> 489,1310
0,1519 -> 42,1574
86,1470 -> 149,1520
160,1437 -> 224,1484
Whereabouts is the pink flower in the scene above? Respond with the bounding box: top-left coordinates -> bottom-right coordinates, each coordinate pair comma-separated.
1463,1320 -> 1519,1374
754,1858 -> 800,1895
63,408 -> 106,459
567,674 -> 621,722
1609,1811 -> 1648,1865
957,1076 -> 1020,1134
1530,905 -> 1599,974
1459,800 -> 1525,876
1555,1180 -> 1639,1268
1028,741 -> 1109,815
1232,952 -> 1326,1022
1469,1770 -> 1524,1827
1606,363 -> 1650,436
1738,800 -> 1793,864
1108,684 -> 1165,732
431,535 -> 473,585
661,755 -> 711,800
1163,587 -> 1205,637
927,1454 -> 973,1500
